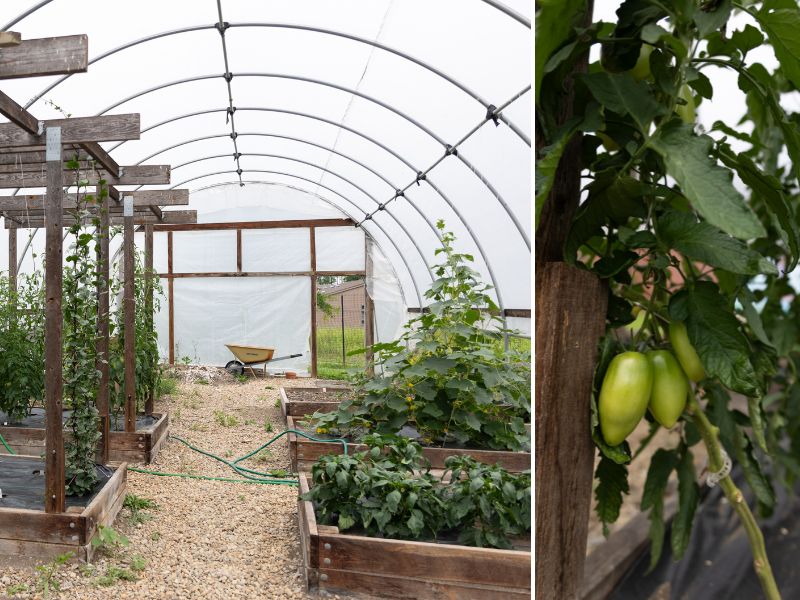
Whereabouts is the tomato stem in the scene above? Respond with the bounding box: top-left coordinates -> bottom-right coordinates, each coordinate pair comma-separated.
688,394 -> 781,600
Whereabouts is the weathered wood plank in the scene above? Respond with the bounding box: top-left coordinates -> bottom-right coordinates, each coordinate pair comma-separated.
81,464 -> 127,545
0,163 -> 167,187
153,218 -> 354,232
156,270 -> 363,278
96,184 -> 110,465
167,231 -> 174,364
535,262 -> 607,600
44,127 -> 65,514
0,89 -> 37,133
0,35 -> 88,79
145,224 -> 155,415
0,506 -> 83,545
6,209 -> 197,228
0,113 -> 139,148
310,226 -> 318,378
123,201 -> 136,433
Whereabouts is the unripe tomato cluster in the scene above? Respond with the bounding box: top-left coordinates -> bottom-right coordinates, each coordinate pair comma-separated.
598,320 -> 705,446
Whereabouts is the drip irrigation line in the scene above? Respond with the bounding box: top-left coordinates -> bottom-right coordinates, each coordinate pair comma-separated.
354,84 -> 530,229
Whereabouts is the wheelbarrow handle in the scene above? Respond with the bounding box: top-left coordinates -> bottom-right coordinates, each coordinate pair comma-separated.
266,353 -> 303,362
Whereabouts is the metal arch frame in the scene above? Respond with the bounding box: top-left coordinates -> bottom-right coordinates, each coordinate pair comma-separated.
93,72 -> 531,250
477,0 -> 531,28
190,179 -> 413,307
21,21 -> 529,146
113,106 -> 509,310
169,168 -> 426,306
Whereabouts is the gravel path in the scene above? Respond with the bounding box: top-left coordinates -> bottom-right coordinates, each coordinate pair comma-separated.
0,376 -> 342,600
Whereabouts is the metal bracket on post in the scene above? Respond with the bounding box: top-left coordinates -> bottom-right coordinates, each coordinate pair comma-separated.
123,195 -> 134,217
46,126 -> 61,161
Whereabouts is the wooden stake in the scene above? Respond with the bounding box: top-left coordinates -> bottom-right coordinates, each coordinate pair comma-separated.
364,238 -> 375,377
167,231 -> 174,365
95,185 -> 110,464
7,226 -> 16,293
236,229 -> 242,273
310,227 -> 318,378
44,126 -> 65,514
144,224 -> 154,415
123,196 -> 136,433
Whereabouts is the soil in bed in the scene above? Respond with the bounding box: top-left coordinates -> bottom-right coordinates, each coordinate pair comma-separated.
284,388 -> 353,403
0,408 -> 158,431
0,455 -> 112,511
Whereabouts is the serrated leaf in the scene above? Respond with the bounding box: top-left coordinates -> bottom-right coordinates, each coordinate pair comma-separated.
731,24 -> 764,56
600,0 -> 668,72
686,69 -> 713,99
582,72 -> 665,132
594,455 -> 629,537
536,129 -> 576,231
641,449 -> 678,511
670,449 -> 699,560
657,210 -> 776,276
755,7 -> 800,90
649,122 -> 765,240
748,396 -> 768,454
737,429 -> 775,512
535,0 -> 587,102
693,0 -> 731,38
738,287 -> 772,347
669,282 -> 760,396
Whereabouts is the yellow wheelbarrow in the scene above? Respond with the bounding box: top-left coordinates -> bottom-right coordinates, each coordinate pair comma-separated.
224,344 -> 303,378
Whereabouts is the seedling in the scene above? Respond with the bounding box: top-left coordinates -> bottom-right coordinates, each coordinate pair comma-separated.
264,419 -> 273,433
91,525 -> 129,555
214,410 -> 239,427
7,583 -> 29,596
95,565 -> 137,587
130,555 -> 147,572
150,531 -> 162,541
35,552 -> 73,598
253,449 -> 273,463
124,494 -> 159,525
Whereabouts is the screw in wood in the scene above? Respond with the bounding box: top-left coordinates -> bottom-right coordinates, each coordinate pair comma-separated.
324,543 -> 331,550
320,574 -> 328,581
324,558 -> 331,565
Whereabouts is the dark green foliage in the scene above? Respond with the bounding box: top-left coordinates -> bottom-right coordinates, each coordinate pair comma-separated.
311,221 -> 530,451
302,434 -> 530,549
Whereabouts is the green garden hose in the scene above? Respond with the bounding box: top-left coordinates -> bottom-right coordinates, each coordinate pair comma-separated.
0,431 -> 14,455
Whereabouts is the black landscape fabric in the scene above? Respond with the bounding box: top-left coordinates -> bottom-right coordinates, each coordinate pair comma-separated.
611,465 -> 799,599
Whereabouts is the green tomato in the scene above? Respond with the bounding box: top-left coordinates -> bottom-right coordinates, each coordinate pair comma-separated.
630,44 -> 653,81
669,321 -> 705,382
646,350 -> 688,428
676,84 -> 696,124
599,351 -> 653,446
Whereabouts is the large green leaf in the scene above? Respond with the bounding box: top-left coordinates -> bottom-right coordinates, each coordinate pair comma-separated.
535,0 -> 587,103
669,282 -> 760,396
737,429 -> 776,514
755,7 -> 800,90
649,122 -> 766,240
717,145 -> 799,269
694,0 -> 731,38
671,449 -> 699,560
656,210 -> 777,276
535,129 -> 576,231
594,455 -> 630,536
641,448 -> 678,571
600,0 -> 668,72
582,72 -> 665,132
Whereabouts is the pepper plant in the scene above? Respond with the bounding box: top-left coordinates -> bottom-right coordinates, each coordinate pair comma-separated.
537,0 -> 800,597
310,220 -> 530,451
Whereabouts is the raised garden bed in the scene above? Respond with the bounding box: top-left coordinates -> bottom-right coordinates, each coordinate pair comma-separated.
286,416 -> 531,473
0,454 -> 127,560
0,409 -> 170,464
298,473 -> 530,598
279,386 -> 351,421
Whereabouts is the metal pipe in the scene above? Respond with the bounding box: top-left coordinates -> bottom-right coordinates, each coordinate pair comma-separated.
477,0 -> 531,28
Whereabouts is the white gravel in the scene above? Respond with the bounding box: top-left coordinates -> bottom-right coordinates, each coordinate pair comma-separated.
0,376 -> 346,600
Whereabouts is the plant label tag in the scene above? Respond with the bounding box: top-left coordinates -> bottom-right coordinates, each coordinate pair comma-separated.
45,127 -> 61,161
124,196 -> 134,217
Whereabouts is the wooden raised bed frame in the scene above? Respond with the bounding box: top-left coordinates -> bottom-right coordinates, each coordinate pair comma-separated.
279,386 -> 347,421
0,412 -> 169,464
298,473 -> 530,598
286,416 -> 531,473
0,456 -> 128,561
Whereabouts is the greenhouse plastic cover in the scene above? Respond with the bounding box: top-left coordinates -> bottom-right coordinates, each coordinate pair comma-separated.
0,1 -> 531,368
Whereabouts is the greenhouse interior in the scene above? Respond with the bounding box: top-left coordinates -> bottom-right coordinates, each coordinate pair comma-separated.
0,1 -> 535,599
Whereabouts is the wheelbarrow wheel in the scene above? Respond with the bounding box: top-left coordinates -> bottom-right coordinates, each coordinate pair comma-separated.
225,360 -> 244,376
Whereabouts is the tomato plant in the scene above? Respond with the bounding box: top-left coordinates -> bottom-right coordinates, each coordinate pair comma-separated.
537,0 -> 800,596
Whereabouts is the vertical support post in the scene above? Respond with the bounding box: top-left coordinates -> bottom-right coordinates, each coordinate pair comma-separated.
364,238 -> 375,377
95,184 -> 110,464
144,224 -> 154,415
535,263 -> 607,600
310,226 -> 318,378
167,231 -> 174,365
236,228 -> 242,273
8,227 -> 17,293
340,294 -> 346,367
44,126 -> 65,514
123,195 -> 136,433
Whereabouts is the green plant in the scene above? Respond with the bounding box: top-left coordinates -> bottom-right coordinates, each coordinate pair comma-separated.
91,525 -> 129,554
158,374 -> 179,397
268,468 -> 288,477
235,374 -> 248,384
264,419 -> 273,433
312,222 -> 530,451
535,1 -> 800,595
124,493 -> 158,525
130,555 -> 147,572
150,531 -> 161,541
273,396 -> 280,407
213,410 -> 239,427
95,565 -> 137,587
35,551 -> 73,598
245,418 -> 256,425
253,448 -> 272,463
302,434 -> 529,548
7,583 -> 29,596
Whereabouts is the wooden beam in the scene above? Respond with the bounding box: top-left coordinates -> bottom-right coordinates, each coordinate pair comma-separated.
144,225 -> 154,416
236,229 -> 242,273
0,34 -> 88,79
0,113 -> 140,148
7,227 -> 16,293
407,307 -> 531,318
152,218 -> 353,232
158,271 -> 364,278
148,204 -> 163,220
167,232 -> 174,365
123,197 -> 136,433
79,142 -> 119,178
0,32 -> 22,48
536,262 -> 607,600
44,126 -> 65,514
310,226 -> 318,379
5,209 -> 197,228
0,164 -> 169,188
0,89 -> 38,133
95,184 -> 110,464
364,238 -> 375,377
0,189 -> 189,210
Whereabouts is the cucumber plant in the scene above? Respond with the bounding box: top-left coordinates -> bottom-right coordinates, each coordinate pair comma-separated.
537,1 -> 800,596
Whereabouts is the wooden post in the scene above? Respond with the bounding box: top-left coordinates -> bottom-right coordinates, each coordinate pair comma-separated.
144,224 -> 154,415
7,226 -> 16,292
167,231 -> 174,365
310,226 -> 318,378
123,195 -> 136,433
236,228 -> 242,273
364,238 -> 375,376
44,126 -> 65,514
95,184 -> 110,464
